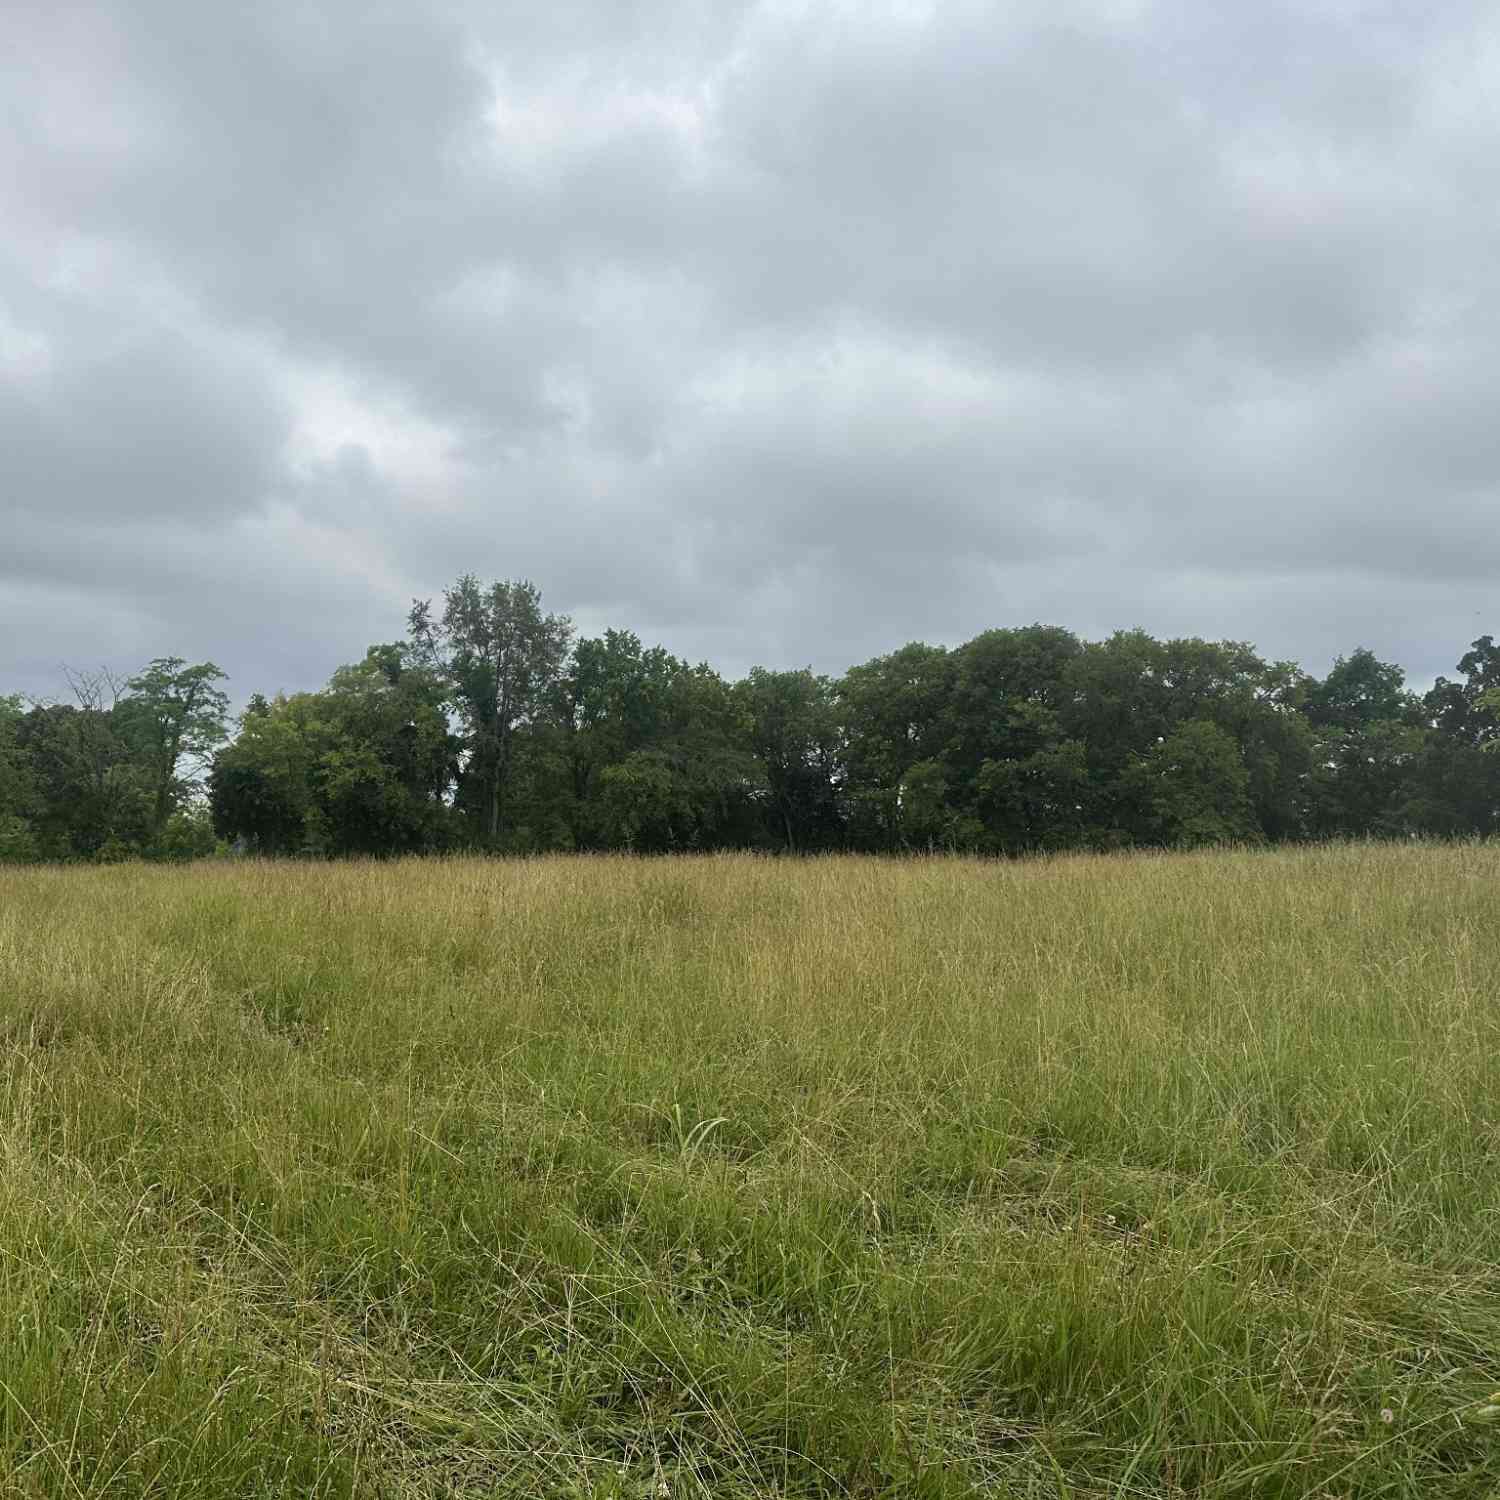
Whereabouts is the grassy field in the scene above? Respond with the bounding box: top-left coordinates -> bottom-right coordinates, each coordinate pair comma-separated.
2,845 -> 1500,1497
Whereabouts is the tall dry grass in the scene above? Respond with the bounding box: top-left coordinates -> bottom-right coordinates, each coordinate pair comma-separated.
1,843 -> 1499,1495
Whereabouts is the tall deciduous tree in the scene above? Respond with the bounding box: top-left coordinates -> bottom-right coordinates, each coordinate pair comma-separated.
15,670 -> 148,859
941,626 -> 1087,851
558,630 -> 681,844
408,576 -> 573,844
594,661 -> 760,851
1304,649 -> 1424,837
120,658 -> 231,839
1119,719 -> 1257,847
209,646 -> 457,856
1426,636 -> 1500,748
837,643 -> 953,849
1481,688 -> 1500,748
739,667 -> 843,850
0,694 -> 38,861
1059,633 -> 1311,844
1406,638 -> 1500,834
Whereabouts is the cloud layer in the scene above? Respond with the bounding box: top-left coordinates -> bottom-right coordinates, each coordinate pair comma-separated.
5,0 -> 1499,700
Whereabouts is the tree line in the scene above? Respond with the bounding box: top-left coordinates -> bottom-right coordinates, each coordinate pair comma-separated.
4,573 -> 1500,862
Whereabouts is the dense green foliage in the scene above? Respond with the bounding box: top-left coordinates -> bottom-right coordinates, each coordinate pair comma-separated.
4,846 -> 1500,1496
6,574 -> 1500,861
1,661 -> 227,863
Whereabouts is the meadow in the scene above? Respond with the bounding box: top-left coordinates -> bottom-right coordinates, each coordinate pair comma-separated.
1,845 -> 1500,1497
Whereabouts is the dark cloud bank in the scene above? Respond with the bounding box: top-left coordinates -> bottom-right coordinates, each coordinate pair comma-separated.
4,0 -> 1499,702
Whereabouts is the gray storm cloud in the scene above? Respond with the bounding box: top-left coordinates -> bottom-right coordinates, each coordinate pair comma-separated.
3,0 -> 1498,702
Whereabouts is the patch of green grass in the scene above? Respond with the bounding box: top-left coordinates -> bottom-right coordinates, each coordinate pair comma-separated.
2,844 -> 1500,1495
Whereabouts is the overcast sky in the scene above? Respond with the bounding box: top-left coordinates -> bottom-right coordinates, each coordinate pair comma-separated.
4,0 -> 1498,703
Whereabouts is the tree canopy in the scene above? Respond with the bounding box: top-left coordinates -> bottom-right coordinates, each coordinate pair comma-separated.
7,578 -> 1500,862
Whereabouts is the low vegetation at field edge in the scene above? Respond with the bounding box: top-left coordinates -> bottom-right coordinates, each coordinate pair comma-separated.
1,844 -> 1500,1497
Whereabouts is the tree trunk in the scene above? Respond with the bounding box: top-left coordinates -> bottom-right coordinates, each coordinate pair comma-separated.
153,731 -> 182,837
